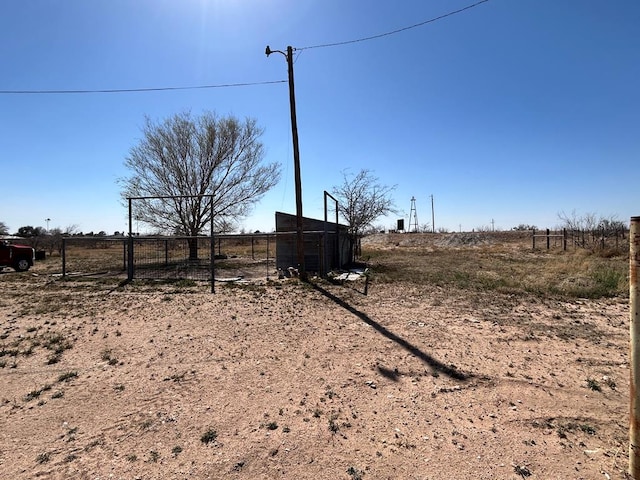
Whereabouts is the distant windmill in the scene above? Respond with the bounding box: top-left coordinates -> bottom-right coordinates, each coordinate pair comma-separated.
408,197 -> 419,233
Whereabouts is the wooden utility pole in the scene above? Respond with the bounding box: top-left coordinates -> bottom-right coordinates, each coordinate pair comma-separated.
266,45 -> 305,277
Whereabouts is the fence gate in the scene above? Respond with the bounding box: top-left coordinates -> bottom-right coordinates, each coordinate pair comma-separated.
128,195 -> 216,292
128,236 -> 214,282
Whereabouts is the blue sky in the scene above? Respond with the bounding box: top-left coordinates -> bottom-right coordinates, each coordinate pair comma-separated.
1,0 -> 638,234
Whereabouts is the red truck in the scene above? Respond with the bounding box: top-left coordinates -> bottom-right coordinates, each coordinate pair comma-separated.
0,240 -> 36,271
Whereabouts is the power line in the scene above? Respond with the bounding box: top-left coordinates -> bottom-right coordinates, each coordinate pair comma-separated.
0,79 -> 287,95
1,2 -> 489,95
296,0 -> 490,51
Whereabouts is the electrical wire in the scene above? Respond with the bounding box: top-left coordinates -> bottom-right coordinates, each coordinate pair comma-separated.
296,0 -> 490,51
1,1 -> 489,94
0,80 -> 287,95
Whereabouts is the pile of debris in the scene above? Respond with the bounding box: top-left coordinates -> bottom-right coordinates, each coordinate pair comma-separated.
329,268 -> 368,282
434,233 -> 491,248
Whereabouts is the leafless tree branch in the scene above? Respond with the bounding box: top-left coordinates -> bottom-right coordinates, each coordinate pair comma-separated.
120,111 -> 281,236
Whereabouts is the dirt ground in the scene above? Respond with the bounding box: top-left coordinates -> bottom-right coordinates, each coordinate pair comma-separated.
0,235 -> 632,479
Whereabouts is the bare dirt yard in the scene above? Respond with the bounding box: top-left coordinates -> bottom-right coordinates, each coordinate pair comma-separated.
0,232 -> 632,479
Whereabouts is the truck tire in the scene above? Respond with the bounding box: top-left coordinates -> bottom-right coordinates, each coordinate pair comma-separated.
13,258 -> 31,272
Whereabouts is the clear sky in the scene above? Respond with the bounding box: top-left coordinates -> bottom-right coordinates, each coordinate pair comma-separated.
2,0 -> 638,235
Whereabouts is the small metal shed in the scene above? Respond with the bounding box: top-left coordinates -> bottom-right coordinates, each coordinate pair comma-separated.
275,212 -> 350,275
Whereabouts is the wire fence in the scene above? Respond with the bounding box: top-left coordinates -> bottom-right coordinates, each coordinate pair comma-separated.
61,237 -> 127,276
61,234 -> 279,282
131,236 -> 211,281
531,228 -> 627,251
132,235 -> 277,281
567,228 -> 627,250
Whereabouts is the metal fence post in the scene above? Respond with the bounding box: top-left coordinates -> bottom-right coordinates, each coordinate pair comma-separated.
266,235 -> 270,280
324,193 -> 329,276
210,197 -> 215,294
62,237 -> 66,278
122,239 -> 127,271
630,216 -> 640,478
127,198 -> 134,282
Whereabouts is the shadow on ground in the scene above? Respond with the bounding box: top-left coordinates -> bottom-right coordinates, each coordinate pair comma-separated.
310,281 -> 473,382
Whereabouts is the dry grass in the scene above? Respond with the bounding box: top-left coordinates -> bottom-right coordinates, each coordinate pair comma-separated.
363,232 -> 628,299
17,231 -> 630,300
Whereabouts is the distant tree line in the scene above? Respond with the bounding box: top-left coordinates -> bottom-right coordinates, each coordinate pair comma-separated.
1,223 -> 129,256
512,224 -> 538,231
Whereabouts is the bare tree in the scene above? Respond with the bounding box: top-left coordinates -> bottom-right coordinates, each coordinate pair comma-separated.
64,224 -> 80,236
331,169 -> 396,260
0,221 -> 8,236
558,210 -> 627,249
558,210 -> 598,232
41,225 -> 79,256
362,224 -> 386,235
42,228 -> 63,256
597,216 -> 626,236
120,111 -> 281,257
